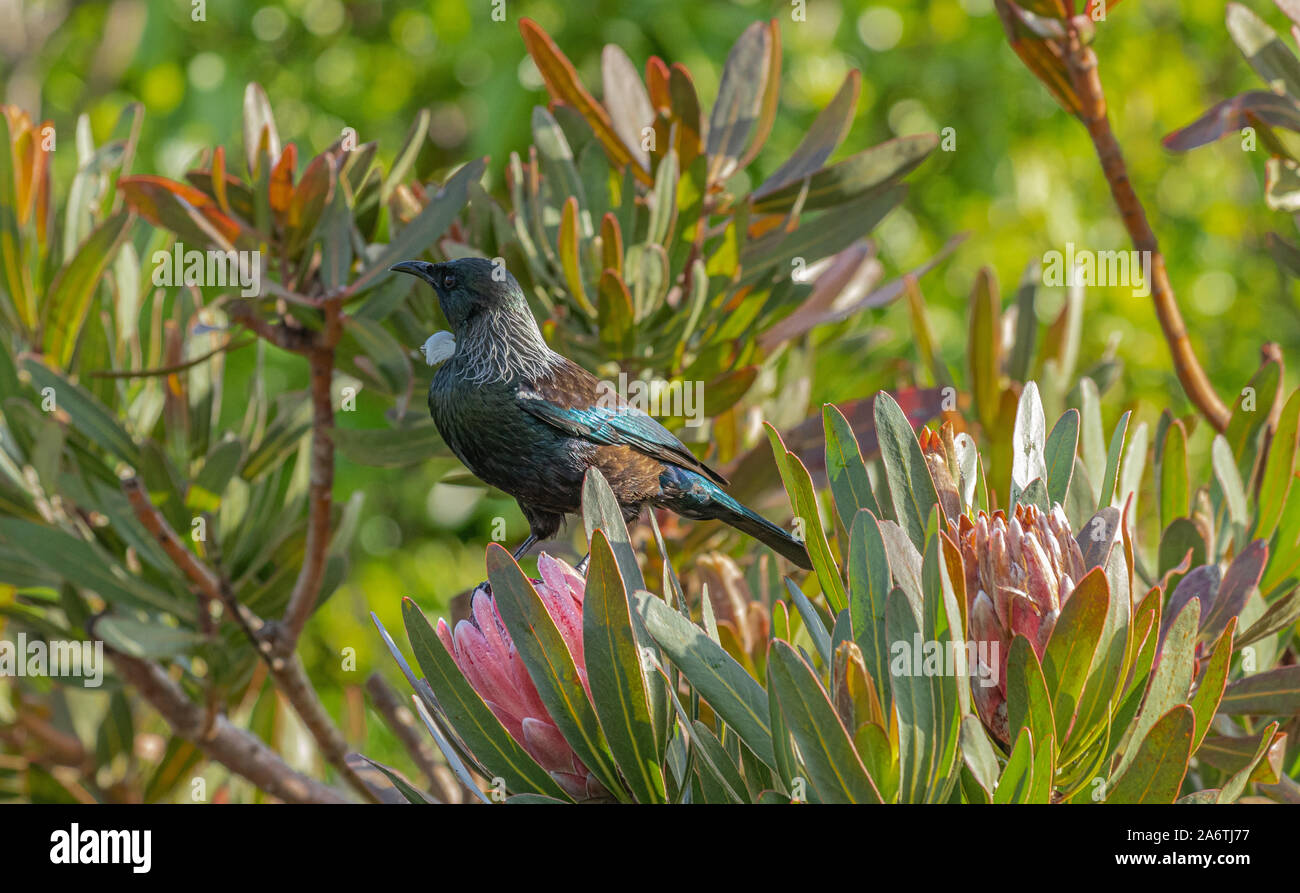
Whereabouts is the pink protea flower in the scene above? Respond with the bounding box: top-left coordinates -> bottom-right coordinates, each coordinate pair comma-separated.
950,503 -> 1087,744
436,553 -> 606,800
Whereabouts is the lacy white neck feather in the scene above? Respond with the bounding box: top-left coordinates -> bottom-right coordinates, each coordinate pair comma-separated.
449,304 -> 560,385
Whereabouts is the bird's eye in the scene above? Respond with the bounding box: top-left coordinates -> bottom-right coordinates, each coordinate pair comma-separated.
442,273 -> 457,290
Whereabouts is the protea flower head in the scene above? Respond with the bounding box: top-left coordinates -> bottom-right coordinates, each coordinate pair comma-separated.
435,553 -> 607,800
950,503 -> 1087,744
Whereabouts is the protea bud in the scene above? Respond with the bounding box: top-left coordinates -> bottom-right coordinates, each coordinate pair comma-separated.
950,503 -> 1087,744
436,553 -> 607,800
690,552 -> 770,660
918,425 -> 962,520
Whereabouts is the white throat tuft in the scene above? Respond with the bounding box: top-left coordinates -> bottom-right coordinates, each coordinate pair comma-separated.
420,331 -> 457,366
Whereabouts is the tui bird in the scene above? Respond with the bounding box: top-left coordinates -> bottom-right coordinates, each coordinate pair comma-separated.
390,257 -> 811,571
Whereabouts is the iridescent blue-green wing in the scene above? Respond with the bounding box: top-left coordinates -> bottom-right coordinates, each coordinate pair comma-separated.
517,357 -> 728,486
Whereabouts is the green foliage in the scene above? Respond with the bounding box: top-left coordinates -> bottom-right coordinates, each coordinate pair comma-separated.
0,81 -> 475,801
439,19 -> 937,427
2,3 -> 1298,806
389,377 -> 1299,802
1167,1 -> 1300,282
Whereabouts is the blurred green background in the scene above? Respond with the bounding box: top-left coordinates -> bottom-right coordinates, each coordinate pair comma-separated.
4,0 -> 1293,785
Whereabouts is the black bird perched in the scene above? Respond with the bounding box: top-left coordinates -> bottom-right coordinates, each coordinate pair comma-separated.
390,257 -> 812,571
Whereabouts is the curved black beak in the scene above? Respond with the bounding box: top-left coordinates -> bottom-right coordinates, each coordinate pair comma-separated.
389,260 -> 436,283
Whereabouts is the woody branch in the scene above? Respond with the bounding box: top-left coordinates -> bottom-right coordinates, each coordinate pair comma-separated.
120,473 -> 379,803
1060,18 -> 1231,432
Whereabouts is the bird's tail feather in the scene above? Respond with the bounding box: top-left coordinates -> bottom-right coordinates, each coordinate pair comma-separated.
714,498 -> 813,570
660,467 -> 812,570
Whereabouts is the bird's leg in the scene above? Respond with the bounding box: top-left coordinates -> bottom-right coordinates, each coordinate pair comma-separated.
511,534 -> 538,562
574,552 -> 590,576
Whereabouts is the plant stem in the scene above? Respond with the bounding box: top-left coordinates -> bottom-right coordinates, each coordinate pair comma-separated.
120,475 -> 380,803
279,298 -> 342,646
106,653 -> 348,804
1063,26 -> 1231,432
